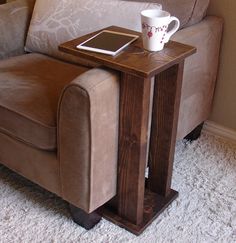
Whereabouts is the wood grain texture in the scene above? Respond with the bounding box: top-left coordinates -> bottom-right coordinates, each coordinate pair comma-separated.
59,26 -> 196,234
59,26 -> 196,78
148,62 -> 184,196
117,73 -> 152,225
103,189 -> 178,235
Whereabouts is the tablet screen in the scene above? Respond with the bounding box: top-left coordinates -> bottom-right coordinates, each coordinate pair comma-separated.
77,30 -> 139,55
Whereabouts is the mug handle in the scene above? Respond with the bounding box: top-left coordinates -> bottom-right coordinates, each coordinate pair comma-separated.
164,16 -> 180,43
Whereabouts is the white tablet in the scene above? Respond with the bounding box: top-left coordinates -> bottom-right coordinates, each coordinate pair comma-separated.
77,30 -> 139,56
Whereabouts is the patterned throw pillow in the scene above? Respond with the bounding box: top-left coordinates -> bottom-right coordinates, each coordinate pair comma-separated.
25,0 -> 161,65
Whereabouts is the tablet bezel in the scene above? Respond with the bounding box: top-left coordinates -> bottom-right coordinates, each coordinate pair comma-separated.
76,30 -> 139,56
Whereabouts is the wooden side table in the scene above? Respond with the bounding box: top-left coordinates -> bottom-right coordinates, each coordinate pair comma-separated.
59,26 -> 196,235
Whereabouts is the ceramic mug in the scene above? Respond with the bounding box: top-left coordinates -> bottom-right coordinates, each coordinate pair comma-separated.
141,9 -> 180,51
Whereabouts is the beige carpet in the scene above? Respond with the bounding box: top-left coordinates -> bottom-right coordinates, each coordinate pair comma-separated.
0,132 -> 236,242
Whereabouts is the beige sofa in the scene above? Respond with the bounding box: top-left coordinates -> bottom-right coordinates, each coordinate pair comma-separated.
0,0 -> 223,230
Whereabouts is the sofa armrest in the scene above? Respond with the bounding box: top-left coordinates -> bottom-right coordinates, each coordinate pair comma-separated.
58,67 -> 120,213
171,16 -> 223,139
0,0 -> 35,59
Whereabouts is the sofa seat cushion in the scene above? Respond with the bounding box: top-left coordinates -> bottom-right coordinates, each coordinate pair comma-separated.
0,53 -> 89,150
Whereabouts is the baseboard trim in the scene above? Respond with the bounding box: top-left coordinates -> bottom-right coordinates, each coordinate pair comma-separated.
203,121 -> 236,143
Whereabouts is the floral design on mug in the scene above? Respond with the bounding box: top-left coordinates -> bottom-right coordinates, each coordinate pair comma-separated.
147,31 -> 153,38
142,22 -> 168,41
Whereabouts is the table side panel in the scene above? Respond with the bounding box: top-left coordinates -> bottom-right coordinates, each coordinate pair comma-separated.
117,73 -> 152,225
148,61 -> 184,196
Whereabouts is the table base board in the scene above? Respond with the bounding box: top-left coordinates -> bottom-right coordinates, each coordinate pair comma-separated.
102,189 -> 178,235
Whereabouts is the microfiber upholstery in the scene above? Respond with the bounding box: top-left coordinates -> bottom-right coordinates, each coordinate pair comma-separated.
0,0 -> 35,59
25,0 -> 162,65
0,53 -> 89,150
25,0 -> 210,66
122,0 -> 210,28
58,68 -> 120,212
172,16 -> 223,138
186,0 -> 210,27
0,0 -> 221,215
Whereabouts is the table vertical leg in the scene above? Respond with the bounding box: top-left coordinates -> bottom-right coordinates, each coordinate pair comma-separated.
117,73 -> 152,225
103,63 -> 183,235
148,62 -> 184,196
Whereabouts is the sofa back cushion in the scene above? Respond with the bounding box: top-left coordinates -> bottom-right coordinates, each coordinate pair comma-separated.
186,0 -> 210,27
127,0 -> 210,28
0,0 -> 35,59
25,0 -> 161,65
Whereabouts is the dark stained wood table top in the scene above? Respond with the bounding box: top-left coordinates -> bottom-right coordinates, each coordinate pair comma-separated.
59,26 -> 196,78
